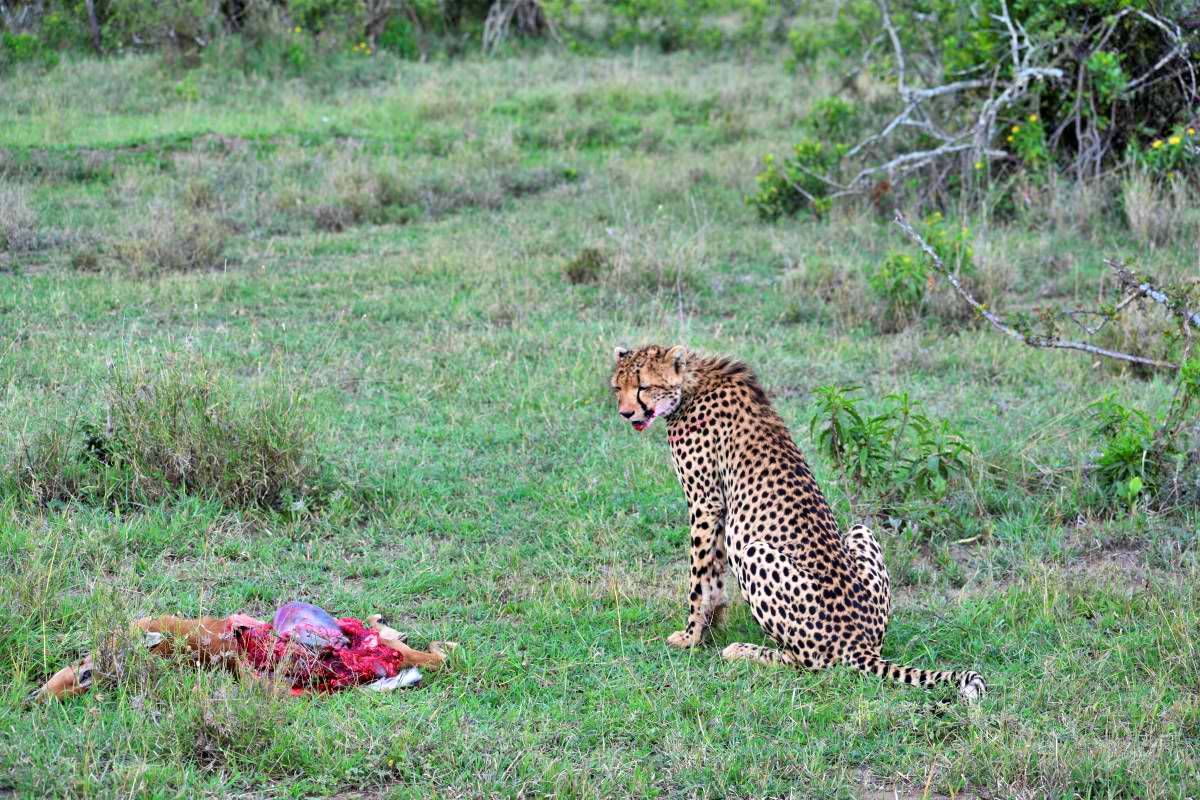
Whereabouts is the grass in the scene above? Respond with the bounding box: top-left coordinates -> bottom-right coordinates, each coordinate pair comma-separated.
1,46 -> 1198,799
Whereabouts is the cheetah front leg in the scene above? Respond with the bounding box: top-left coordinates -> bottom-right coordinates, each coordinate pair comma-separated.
667,509 -> 729,649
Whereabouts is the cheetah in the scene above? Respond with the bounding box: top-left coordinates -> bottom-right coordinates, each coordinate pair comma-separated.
611,345 -> 985,702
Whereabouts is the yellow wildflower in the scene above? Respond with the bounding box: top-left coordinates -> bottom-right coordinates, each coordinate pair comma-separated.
294,26 -> 301,33
1006,135 -> 1014,143
1012,125 -> 1020,133
1028,113 -> 1038,123
1152,139 -> 1163,149
1188,127 -> 1196,136
974,161 -> 984,170
1169,136 -> 1181,146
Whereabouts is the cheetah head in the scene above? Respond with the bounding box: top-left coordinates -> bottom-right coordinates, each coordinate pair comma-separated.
610,345 -> 687,432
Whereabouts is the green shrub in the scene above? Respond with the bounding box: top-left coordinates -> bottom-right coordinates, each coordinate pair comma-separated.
810,385 -> 973,504
807,97 -> 860,143
103,0 -> 222,52
867,252 -> 926,329
750,97 -> 871,220
749,138 -> 841,220
1007,115 -> 1049,170
776,0 -> 1200,212
564,247 -> 609,284
866,213 -> 973,328
785,1 -> 879,71
1090,394 -> 1158,509
0,31 -> 60,70
287,0 -> 360,34
377,14 -> 419,58
1127,128 -> 1200,179
1089,359 -> 1200,510
920,212 -> 974,275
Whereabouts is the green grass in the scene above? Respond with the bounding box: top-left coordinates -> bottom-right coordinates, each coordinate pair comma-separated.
1,47 -> 1198,799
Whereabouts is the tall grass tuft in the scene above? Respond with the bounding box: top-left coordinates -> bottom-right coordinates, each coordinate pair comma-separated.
11,357 -> 329,511
1122,172 -> 1190,248
0,181 -> 39,253
114,205 -> 230,275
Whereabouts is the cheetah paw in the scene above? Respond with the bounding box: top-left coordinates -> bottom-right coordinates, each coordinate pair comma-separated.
666,630 -> 700,649
720,643 -> 754,661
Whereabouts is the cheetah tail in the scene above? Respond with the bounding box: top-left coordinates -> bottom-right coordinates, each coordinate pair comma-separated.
854,655 -> 985,703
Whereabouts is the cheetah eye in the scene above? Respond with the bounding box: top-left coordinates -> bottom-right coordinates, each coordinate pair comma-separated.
638,385 -> 649,391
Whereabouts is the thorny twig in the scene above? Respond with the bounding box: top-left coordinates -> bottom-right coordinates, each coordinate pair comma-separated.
894,211 -> 1178,371
1062,291 -> 1142,336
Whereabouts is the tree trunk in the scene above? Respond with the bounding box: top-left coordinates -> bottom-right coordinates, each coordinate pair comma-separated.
84,0 -> 102,53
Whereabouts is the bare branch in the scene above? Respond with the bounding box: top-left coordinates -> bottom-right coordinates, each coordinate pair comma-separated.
1062,290 -> 1143,336
894,212 -> 1178,371
1107,260 -> 1200,329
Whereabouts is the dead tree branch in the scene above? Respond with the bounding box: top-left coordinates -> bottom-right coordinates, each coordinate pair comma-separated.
844,0 -> 1063,193
779,0 -> 1197,206
1107,260 -> 1200,330
894,211 -> 1178,371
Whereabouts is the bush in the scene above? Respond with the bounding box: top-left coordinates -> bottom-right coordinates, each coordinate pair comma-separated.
867,253 -> 926,330
749,138 -> 841,220
0,31 -> 59,70
11,357 -> 330,511
287,0 -> 361,34
1088,354 -> 1200,511
1127,127 -> 1200,179
865,213 -> 974,329
1091,395 -> 1158,509
563,247 -> 609,284
377,13 -> 419,58
785,0 -> 878,71
103,0 -> 223,53
769,0 -> 1200,215
809,384 -> 973,505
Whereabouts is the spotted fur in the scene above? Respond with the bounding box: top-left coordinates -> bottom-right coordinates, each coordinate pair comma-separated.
611,345 -> 985,703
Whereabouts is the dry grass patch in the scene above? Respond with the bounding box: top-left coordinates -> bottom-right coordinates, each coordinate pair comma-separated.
1123,173 -> 1194,248
310,151 -> 412,232
113,204 -> 230,276
0,181 -> 40,253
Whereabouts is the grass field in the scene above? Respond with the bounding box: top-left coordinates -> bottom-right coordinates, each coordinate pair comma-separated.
2,46 -> 1199,799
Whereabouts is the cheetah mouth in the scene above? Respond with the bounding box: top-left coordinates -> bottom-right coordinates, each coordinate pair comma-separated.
631,413 -> 654,431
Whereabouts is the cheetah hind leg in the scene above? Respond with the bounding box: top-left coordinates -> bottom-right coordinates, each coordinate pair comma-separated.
844,524 -> 891,624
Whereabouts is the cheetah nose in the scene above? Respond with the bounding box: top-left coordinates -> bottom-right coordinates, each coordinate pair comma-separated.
620,410 -> 635,419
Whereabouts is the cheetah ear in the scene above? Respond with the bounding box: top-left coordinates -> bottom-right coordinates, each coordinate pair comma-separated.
613,346 -> 630,363
665,345 -> 687,373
